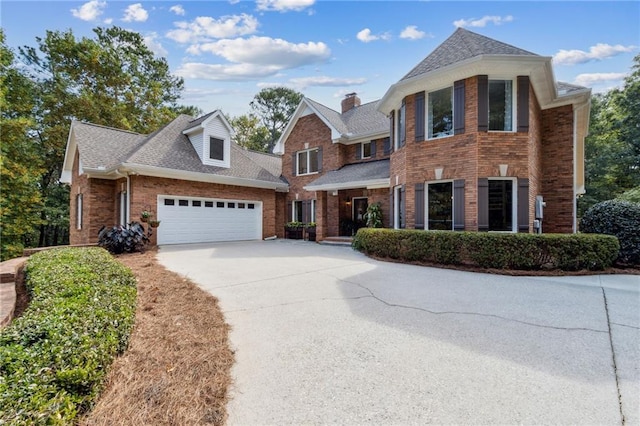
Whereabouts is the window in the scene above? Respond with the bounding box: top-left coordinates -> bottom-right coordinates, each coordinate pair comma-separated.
205,201 -> 214,208
179,199 -> 189,206
427,182 -> 453,230
394,186 -> 405,229
488,179 -> 515,231
489,80 -> 513,131
228,202 -> 235,208
238,203 -> 245,209
192,200 -> 202,207
292,200 -> 303,223
297,148 -> 319,176
248,203 -> 255,209
362,141 -> 372,159
428,87 -> 453,139
311,199 -> 316,223
216,202 -> 225,208
292,200 -> 315,223
209,137 -> 224,161
76,194 -> 83,230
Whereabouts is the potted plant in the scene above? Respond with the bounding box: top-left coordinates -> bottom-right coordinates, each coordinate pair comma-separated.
148,219 -> 161,228
363,203 -> 383,228
140,210 -> 153,222
305,222 -> 317,241
285,221 -> 304,239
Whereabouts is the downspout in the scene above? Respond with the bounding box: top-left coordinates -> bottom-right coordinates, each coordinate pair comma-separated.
573,101 -> 589,234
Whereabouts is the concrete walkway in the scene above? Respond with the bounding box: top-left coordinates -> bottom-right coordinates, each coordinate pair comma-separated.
158,240 -> 640,425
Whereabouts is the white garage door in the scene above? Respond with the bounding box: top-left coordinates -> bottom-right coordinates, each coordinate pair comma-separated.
157,196 -> 262,245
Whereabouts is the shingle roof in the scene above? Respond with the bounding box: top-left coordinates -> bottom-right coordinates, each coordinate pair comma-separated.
72,114 -> 285,186
402,28 -> 539,81
556,81 -> 589,95
305,159 -> 390,188
305,98 -> 388,137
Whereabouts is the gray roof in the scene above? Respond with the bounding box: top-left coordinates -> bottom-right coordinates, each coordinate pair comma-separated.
185,110 -> 216,129
556,81 -> 589,95
305,98 -> 388,137
72,114 -> 285,186
305,159 -> 390,188
402,28 -> 539,81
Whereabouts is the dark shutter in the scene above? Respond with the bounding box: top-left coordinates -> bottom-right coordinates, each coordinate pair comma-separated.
302,200 -> 311,224
371,140 -> 376,158
518,178 -> 530,232
287,201 -> 292,223
355,144 -> 362,160
477,75 -> 488,132
292,153 -> 297,176
389,188 -> 394,228
383,137 -> 391,155
517,76 -> 530,133
478,178 -> 489,231
317,147 -> 323,172
415,91 -> 425,142
389,111 -> 395,152
454,80 -> 465,135
453,179 -> 465,231
400,185 -> 406,229
415,183 -> 425,229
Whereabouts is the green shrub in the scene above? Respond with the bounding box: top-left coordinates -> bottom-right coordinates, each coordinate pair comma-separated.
579,199 -> 640,265
0,247 -> 137,424
353,228 -> 619,271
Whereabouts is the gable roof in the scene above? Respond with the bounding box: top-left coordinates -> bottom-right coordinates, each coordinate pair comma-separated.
61,114 -> 287,191
273,97 -> 388,155
402,28 -> 538,81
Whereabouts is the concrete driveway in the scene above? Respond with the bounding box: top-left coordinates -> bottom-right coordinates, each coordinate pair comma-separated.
157,240 -> 639,425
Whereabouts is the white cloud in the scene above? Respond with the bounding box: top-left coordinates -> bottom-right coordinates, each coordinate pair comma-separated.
104,17 -> 113,24
356,28 -> 391,43
182,87 -> 231,100
256,0 -> 315,12
144,32 -> 168,57
400,25 -> 429,40
167,14 -> 259,43
123,3 -> 148,22
554,43 -> 636,65
453,15 -> 514,28
170,5 -> 185,16
573,72 -> 628,87
71,0 -> 106,21
288,76 -> 367,89
189,36 -> 330,67
175,62 -> 283,81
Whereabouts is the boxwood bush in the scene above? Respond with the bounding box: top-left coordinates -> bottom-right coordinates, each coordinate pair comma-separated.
352,228 -> 620,271
0,247 -> 137,424
579,199 -> 640,265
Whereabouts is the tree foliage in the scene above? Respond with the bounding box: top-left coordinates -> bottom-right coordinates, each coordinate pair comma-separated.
579,54 -> 640,216
230,114 -> 270,152
250,87 -> 303,152
1,26 -> 196,256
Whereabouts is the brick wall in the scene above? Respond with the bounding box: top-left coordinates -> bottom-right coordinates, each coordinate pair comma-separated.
528,86 -> 543,231
541,105 -> 575,233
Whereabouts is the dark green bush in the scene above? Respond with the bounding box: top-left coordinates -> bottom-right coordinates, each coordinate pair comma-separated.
0,247 -> 137,424
353,228 -> 619,271
579,199 -> 640,265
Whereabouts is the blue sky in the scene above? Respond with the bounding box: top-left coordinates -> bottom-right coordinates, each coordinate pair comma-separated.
2,1 -> 639,117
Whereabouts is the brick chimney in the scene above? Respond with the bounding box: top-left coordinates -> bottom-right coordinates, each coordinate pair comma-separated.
341,92 -> 361,113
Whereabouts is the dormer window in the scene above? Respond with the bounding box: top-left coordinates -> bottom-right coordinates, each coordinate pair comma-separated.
209,137 -> 224,161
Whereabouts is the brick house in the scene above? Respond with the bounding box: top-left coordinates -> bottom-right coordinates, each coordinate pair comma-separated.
63,28 -> 590,245
278,28 -> 590,239
61,111 -> 288,245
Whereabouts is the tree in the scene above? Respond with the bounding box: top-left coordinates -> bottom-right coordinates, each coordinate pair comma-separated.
0,30 -> 44,260
579,54 -> 640,216
230,114 -> 270,152
8,26 -> 196,249
250,87 -> 303,152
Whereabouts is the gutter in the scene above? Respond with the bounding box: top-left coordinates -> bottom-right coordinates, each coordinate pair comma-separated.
304,178 -> 390,192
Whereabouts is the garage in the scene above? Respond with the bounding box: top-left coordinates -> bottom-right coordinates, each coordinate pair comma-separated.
157,196 -> 262,245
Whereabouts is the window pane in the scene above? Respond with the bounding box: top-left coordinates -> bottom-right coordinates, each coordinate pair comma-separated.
228,202 -> 235,208
192,200 -> 201,207
205,201 -> 214,207
248,203 -> 255,209
309,149 -> 319,173
293,201 -> 303,222
164,199 -> 175,206
428,182 -> 453,230
210,137 -> 224,160
179,199 -> 189,206
488,180 -> 513,231
297,151 -> 308,175
428,87 -> 453,139
362,142 -> 372,158
217,202 -> 225,208
489,80 -> 513,131
238,203 -> 245,209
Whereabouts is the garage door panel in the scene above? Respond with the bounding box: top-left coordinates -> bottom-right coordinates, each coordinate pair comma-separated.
157,196 -> 262,244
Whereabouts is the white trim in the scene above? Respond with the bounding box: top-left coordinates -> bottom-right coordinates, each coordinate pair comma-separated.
60,124 -> 78,184
427,85 -> 454,141
296,147 -> 320,176
304,178 -> 390,192
425,180 -> 454,231
487,177 -> 518,233
361,141 -> 372,159
487,78 -> 517,132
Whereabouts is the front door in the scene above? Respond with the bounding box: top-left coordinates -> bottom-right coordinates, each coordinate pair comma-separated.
352,197 -> 368,232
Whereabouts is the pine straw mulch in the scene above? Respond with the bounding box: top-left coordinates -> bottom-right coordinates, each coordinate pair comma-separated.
80,248 -> 234,426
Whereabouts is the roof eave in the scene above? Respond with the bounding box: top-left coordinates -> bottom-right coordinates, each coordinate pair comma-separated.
337,129 -> 389,145
304,178 -> 390,192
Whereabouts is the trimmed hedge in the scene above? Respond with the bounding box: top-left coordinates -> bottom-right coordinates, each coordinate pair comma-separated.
579,199 -> 640,265
352,228 -> 620,271
0,247 -> 137,424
